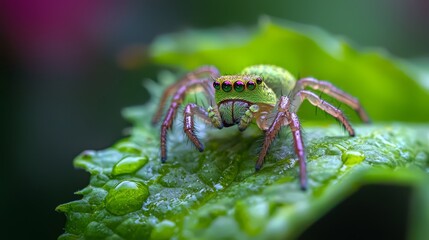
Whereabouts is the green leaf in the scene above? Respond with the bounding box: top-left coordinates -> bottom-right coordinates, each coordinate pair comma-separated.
150,17 -> 429,122
58,19 -> 429,239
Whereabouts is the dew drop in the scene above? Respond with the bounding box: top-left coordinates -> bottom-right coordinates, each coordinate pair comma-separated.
150,220 -> 176,239
114,141 -> 142,155
213,183 -> 223,190
112,156 -> 148,176
341,151 -> 365,166
105,180 -> 149,215
80,150 -> 96,160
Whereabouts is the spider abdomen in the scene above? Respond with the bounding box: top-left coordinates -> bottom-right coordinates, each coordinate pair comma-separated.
241,65 -> 296,96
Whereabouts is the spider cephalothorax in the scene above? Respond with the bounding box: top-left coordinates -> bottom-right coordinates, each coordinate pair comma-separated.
152,65 -> 370,190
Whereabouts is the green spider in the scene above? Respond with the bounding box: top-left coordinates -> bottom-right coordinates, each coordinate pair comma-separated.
152,65 -> 370,190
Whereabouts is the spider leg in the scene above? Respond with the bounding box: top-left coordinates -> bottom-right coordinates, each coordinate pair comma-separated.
238,105 -> 259,131
208,106 -> 223,129
183,103 -> 212,152
256,97 -> 290,171
152,83 -> 183,125
290,112 -> 307,190
293,78 -> 370,123
158,66 -> 220,162
291,90 -> 355,136
152,66 -> 220,125
256,96 -> 308,190
160,78 -> 214,162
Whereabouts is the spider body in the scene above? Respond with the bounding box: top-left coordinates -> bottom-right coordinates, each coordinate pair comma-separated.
152,65 -> 370,190
213,65 -> 294,130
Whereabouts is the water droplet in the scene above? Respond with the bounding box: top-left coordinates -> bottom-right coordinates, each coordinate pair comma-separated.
105,180 -> 149,215
74,150 -> 98,172
150,220 -> 176,239
75,150 -> 96,161
112,156 -> 148,176
213,183 -> 223,190
114,141 -> 142,155
82,150 -> 96,158
342,151 -> 365,166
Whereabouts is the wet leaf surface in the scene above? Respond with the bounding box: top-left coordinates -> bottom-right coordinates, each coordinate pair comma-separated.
58,18 -> 429,239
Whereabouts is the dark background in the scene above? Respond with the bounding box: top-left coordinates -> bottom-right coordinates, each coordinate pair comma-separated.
1,0 -> 428,238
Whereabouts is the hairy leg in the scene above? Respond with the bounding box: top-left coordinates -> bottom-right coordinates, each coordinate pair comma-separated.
256,96 -> 308,190
152,66 -> 220,124
238,105 -> 259,131
291,90 -> 355,136
183,103 -> 212,152
289,112 -> 307,190
207,106 -> 223,129
159,78 -> 216,162
292,77 -> 370,123
256,96 -> 290,171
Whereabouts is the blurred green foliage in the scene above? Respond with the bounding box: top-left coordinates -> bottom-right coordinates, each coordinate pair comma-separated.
57,19 -> 429,239
150,17 -> 429,122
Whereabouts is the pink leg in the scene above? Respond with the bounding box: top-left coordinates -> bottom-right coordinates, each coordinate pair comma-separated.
292,90 -> 355,136
256,96 -> 290,170
152,66 -> 220,125
289,112 -> 307,190
293,78 -> 370,123
256,96 -> 308,190
156,66 -> 220,162
160,78 -> 214,162
183,103 -> 211,152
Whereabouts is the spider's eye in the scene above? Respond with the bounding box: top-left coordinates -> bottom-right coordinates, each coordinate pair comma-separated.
256,77 -> 263,85
213,81 -> 220,90
222,80 -> 232,92
234,81 -> 245,92
246,80 -> 256,90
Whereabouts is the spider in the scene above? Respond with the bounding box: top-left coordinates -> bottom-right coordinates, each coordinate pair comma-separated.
152,65 -> 370,190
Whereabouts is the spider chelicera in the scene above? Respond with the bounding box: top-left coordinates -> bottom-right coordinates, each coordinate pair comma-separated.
152,65 -> 370,190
